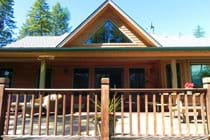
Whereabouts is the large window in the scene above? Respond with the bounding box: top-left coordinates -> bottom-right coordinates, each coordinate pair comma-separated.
86,20 -> 132,44
95,68 -> 123,88
191,64 -> 210,88
73,69 -> 89,88
0,69 -> 13,87
129,68 -> 145,88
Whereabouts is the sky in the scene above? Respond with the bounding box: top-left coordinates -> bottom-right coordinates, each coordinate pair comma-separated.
13,0 -> 210,38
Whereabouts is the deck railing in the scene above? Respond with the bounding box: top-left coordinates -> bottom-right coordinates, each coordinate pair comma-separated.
110,88 -> 208,138
3,89 -> 101,137
0,78 -> 210,140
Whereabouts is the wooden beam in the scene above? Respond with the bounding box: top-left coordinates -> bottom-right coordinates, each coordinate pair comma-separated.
0,78 -> 9,139
202,77 -> 210,135
101,78 -> 110,140
39,60 -> 46,88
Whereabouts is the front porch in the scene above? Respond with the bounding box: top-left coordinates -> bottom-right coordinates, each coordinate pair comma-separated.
0,78 -> 210,140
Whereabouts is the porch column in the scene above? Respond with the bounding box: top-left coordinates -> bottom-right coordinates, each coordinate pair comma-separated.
39,59 -> 46,88
171,59 -> 178,88
38,55 -> 55,88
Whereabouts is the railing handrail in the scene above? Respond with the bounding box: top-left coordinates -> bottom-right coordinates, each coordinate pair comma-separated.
4,88 -> 207,93
4,88 -> 101,92
5,88 -> 207,91
110,88 -> 207,92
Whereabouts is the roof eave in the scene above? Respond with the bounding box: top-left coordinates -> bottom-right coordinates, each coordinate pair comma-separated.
1,46 -> 210,52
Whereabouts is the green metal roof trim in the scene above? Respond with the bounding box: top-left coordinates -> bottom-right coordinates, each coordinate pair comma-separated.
1,47 -> 210,52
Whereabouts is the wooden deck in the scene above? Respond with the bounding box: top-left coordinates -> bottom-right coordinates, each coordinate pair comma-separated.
0,78 -> 210,140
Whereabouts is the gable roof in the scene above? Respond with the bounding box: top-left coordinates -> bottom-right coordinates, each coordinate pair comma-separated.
4,34 -> 68,48
5,34 -> 210,48
57,0 -> 162,47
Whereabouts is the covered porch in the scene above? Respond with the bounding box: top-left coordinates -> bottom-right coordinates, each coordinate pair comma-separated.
1,47 -> 210,139
0,47 -> 204,90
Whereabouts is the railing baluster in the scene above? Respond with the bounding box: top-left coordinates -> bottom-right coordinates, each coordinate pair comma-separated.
113,93 -> 116,136
46,94 -> 50,135
161,93 -> 165,136
62,93 -> 66,135
168,93 -> 173,136
176,93 -> 182,136
30,94 -> 35,135
129,94 -> 132,136
184,91 -> 190,136
145,94 -> 148,136
70,93 -> 74,136
200,92 -> 207,135
137,94 -> 140,136
78,93 -> 82,136
86,93 -> 90,136
38,93 -> 43,135
54,93 -> 58,135
192,93 -> 198,135
153,93 -> 157,136
121,94 -> 124,136
5,93 -> 11,135
21,94 -> 27,135
94,94 -> 98,136
13,94 -> 19,135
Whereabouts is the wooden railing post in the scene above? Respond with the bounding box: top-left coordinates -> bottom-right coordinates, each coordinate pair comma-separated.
0,78 -> 9,139
101,78 -> 110,140
203,77 -> 210,135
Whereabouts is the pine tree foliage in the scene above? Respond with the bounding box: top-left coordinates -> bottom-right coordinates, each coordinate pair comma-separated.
193,25 -> 205,38
19,0 -> 51,38
0,0 -> 16,47
51,2 -> 70,35
19,0 -> 70,38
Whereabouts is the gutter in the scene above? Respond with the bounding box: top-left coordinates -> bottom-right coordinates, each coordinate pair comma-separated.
1,47 -> 210,52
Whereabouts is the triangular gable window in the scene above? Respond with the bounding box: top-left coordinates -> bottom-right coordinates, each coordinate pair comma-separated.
86,20 -> 132,44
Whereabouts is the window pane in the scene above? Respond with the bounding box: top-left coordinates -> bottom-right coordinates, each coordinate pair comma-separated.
0,69 -> 13,87
73,69 -> 89,88
129,68 -> 145,88
86,20 -> 132,44
191,64 -> 210,88
45,69 -> 52,88
95,68 -> 123,88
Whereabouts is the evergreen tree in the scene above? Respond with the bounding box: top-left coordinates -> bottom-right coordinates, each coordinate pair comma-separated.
0,0 -> 15,47
193,25 -> 205,38
19,0 -> 51,38
51,2 -> 70,35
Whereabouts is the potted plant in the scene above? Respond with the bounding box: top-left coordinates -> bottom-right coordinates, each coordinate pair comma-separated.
93,95 -> 121,137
